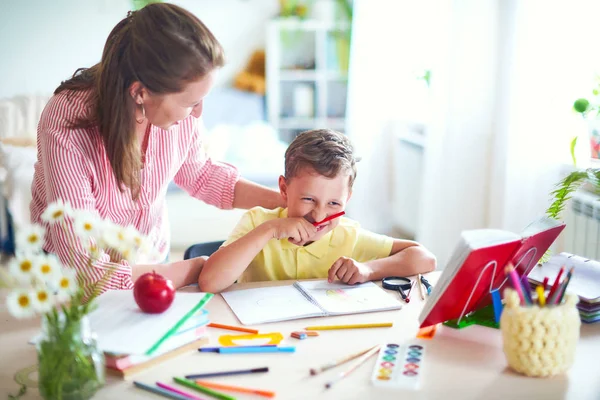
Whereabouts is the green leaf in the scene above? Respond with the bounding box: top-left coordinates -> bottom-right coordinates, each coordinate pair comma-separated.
570,136 -> 578,166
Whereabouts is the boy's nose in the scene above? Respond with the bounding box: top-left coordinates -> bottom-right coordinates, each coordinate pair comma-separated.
313,210 -> 328,224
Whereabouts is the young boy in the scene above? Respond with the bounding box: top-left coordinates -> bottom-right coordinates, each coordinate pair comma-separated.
198,129 -> 436,293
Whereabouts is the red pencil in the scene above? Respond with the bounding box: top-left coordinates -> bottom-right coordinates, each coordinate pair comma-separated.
542,277 -> 549,291
547,266 -> 565,300
313,211 -> 345,226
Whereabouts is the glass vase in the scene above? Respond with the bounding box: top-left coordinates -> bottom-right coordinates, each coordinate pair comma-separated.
36,314 -> 105,400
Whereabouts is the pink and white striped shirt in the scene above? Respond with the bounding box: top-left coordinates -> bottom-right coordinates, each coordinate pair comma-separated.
30,90 -> 240,292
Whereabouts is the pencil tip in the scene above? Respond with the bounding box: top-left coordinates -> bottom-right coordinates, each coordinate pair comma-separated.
309,369 -> 317,375
325,383 -> 332,389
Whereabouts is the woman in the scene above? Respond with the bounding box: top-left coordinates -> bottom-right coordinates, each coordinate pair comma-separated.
30,3 -> 282,292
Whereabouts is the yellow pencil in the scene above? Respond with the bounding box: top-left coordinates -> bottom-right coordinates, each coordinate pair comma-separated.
305,322 -> 393,330
536,285 -> 546,306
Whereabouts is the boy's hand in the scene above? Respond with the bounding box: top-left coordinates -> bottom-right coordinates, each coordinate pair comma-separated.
266,217 -> 317,246
328,257 -> 372,285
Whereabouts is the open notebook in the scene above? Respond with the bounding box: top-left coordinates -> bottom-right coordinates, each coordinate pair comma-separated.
221,280 -> 403,325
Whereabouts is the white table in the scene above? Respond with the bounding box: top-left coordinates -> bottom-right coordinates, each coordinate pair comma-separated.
1,273 -> 600,400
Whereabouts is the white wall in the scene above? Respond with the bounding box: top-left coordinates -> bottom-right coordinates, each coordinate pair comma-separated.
0,0 -> 279,98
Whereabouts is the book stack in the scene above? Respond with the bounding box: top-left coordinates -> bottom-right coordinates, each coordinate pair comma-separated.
88,290 -> 213,379
528,252 -> 600,323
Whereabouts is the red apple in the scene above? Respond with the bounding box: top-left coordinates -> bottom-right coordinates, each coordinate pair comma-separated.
133,271 -> 175,313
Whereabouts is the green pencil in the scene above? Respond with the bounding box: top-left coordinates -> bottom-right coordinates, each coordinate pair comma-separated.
173,377 -> 236,400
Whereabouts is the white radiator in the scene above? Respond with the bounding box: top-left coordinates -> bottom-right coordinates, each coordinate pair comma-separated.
563,190 -> 600,261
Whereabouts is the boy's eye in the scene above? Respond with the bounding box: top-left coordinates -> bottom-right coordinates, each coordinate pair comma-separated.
302,197 -> 314,202
330,202 -> 340,206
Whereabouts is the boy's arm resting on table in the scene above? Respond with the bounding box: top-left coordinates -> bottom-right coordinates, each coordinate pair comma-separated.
198,222 -> 273,293
198,212 -> 317,293
364,239 -> 437,281
328,229 -> 437,284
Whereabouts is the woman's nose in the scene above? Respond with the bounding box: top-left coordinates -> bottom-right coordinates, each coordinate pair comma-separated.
190,101 -> 203,118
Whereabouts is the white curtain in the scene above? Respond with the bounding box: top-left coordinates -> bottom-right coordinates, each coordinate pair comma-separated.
347,0 -> 600,267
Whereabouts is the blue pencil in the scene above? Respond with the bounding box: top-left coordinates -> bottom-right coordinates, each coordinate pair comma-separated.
218,346 -> 295,354
199,345 -> 276,352
133,381 -> 192,400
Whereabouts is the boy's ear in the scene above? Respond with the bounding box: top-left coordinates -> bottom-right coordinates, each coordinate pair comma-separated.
278,175 -> 288,202
347,189 -> 353,202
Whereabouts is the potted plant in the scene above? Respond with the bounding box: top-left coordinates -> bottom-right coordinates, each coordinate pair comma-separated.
573,76 -> 600,159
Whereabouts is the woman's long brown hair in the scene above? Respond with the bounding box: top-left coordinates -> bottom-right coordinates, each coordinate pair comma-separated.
55,3 -> 224,200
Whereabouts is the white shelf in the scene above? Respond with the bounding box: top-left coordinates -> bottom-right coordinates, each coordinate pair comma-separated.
279,118 -> 346,130
267,19 -> 349,140
279,70 -> 348,81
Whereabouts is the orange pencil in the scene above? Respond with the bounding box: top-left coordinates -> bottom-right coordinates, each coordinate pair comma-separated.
207,323 -> 259,334
194,380 -> 275,398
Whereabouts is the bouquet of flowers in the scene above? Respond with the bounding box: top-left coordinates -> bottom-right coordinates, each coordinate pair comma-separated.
2,200 -> 153,400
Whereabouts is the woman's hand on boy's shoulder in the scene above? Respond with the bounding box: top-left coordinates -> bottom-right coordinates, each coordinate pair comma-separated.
262,217 -> 317,246
328,257 -> 372,285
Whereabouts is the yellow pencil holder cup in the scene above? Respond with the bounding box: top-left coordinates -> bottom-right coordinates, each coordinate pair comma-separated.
500,288 -> 580,377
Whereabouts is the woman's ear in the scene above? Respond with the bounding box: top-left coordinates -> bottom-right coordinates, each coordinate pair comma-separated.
278,175 -> 288,202
129,81 -> 147,105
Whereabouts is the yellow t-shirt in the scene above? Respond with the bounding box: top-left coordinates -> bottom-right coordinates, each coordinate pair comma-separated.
222,207 -> 394,283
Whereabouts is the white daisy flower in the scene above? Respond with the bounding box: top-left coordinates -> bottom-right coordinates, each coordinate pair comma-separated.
55,268 -> 78,302
84,240 -> 103,259
102,223 -> 131,254
8,253 -> 36,284
6,290 -> 36,319
31,288 -> 55,314
73,210 -> 101,242
15,224 -> 45,254
41,199 -> 73,224
33,254 -> 61,283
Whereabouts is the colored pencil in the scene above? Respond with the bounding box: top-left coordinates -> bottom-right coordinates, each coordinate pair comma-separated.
536,285 -> 546,307
218,346 -> 295,354
556,267 -> 575,304
194,380 -> 275,398
185,367 -> 269,380
542,276 -> 549,291
505,264 -> 525,305
547,266 -> 565,301
133,381 -> 193,400
199,345 -> 275,353
520,274 -> 533,305
207,323 -> 258,334
324,345 -> 381,389
417,274 -> 426,300
305,322 -> 393,331
309,345 -> 378,375
420,275 -> 432,295
173,377 -> 236,400
313,211 -> 345,226
156,382 -> 206,400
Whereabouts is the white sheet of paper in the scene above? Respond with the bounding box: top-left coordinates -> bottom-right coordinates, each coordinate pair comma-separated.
221,285 -> 324,325
295,280 -> 403,314
528,252 -> 600,302
88,290 -> 208,355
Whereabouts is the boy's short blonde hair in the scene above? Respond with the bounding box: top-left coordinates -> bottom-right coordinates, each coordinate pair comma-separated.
284,129 -> 359,187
